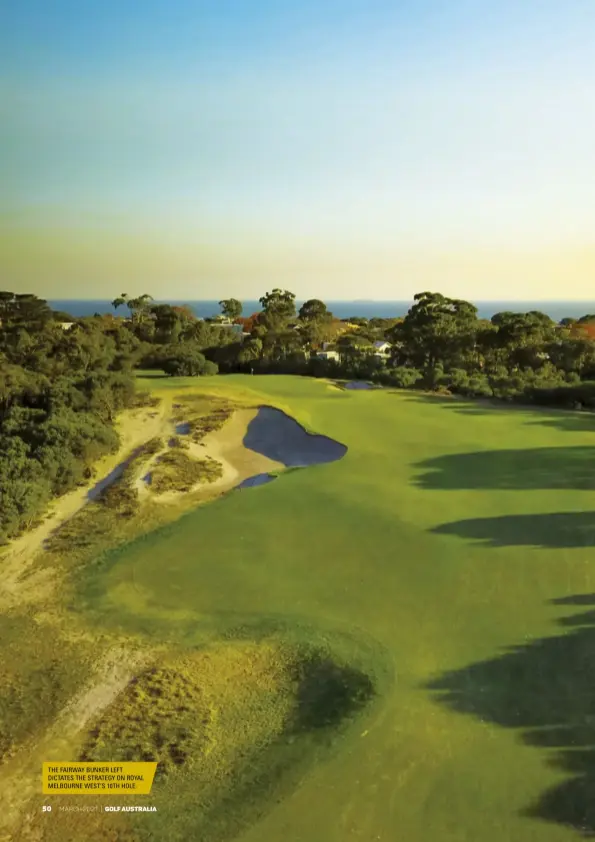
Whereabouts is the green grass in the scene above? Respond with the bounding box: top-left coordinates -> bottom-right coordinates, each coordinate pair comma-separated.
40,375 -> 595,841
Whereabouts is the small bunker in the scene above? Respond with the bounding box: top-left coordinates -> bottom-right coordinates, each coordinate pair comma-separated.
344,381 -> 375,390
243,407 -> 347,468
237,473 -> 277,489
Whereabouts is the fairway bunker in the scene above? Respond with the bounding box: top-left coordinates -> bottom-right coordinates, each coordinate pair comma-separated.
242,407 -> 347,468
86,444 -> 148,501
344,380 -> 375,390
237,472 -> 277,489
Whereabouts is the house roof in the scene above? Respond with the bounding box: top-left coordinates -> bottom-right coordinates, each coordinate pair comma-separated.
373,340 -> 390,348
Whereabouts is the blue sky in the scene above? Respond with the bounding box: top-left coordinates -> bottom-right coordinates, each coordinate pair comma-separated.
2,1 -> 595,299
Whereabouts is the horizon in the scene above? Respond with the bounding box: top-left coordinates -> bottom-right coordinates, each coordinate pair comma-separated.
47,296 -> 595,304
2,1 -> 595,299
44,296 -> 595,324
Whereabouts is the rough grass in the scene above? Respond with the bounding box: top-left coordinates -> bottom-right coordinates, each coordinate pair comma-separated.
0,614 -> 91,764
131,391 -> 161,409
167,434 -> 190,450
35,637 -> 376,842
46,437 -> 163,554
80,662 -> 212,779
150,450 -> 223,494
171,394 -> 236,443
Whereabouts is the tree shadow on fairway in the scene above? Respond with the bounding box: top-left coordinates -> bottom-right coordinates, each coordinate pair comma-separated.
414,447 -> 595,490
426,594 -> 595,836
524,415 -> 595,435
289,652 -> 376,732
183,648 -> 379,842
400,392 -> 595,432
398,393 -> 493,416
432,511 -> 595,549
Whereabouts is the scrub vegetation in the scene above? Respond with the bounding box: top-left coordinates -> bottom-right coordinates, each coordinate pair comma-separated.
0,615 -> 91,764
36,637 -> 378,842
171,395 -> 236,442
149,450 -> 223,494
46,437 -> 164,553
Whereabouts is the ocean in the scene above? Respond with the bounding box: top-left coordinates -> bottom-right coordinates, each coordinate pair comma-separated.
48,299 -> 595,323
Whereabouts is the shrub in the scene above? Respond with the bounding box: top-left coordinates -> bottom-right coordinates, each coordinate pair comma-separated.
529,381 -> 595,409
376,367 -> 422,389
162,350 -> 218,377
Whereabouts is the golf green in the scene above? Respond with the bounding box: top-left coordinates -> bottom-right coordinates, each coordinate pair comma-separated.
75,375 -> 595,841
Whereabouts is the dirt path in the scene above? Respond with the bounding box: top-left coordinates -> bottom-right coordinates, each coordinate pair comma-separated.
0,398 -> 173,609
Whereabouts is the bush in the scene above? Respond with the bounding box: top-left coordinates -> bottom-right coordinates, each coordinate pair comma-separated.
528,381 -> 595,409
375,367 -> 422,389
441,370 -> 492,398
162,350 -> 219,377
440,368 -> 470,392
465,374 -> 493,398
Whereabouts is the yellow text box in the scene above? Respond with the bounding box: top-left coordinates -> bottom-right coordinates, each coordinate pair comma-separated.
42,762 -> 157,795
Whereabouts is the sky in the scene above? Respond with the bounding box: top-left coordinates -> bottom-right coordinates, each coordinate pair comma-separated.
1,0 -> 594,301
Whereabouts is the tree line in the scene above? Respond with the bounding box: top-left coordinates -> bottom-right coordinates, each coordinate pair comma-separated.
0,292 -> 142,543
107,289 -> 595,409
3,288 -> 595,542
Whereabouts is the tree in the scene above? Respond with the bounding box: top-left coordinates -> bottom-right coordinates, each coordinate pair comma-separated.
237,337 -> 263,366
219,299 -> 243,321
111,293 -> 154,328
261,327 -> 304,362
258,289 -> 296,331
150,304 -> 182,344
299,299 -> 329,322
547,335 -> 595,378
384,367 -> 422,388
0,292 -> 52,335
235,313 -> 259,334
298,299 -> 335,347
179,319 -> 215,348
172,305 -> 196,322
336,333 -> 374,362
388,292 -> 478,374
490,311 -> 556,372
161,348 -> 218,377
0,294 -> 140,542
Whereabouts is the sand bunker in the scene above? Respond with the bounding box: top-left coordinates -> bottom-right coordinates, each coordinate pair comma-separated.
237,473 -> 277,489
243,407 -> 347,468
87,446 -> 147,501
344,381 -> 375,390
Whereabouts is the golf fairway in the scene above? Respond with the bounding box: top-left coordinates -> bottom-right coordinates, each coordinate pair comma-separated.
59,376 -> 595,840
